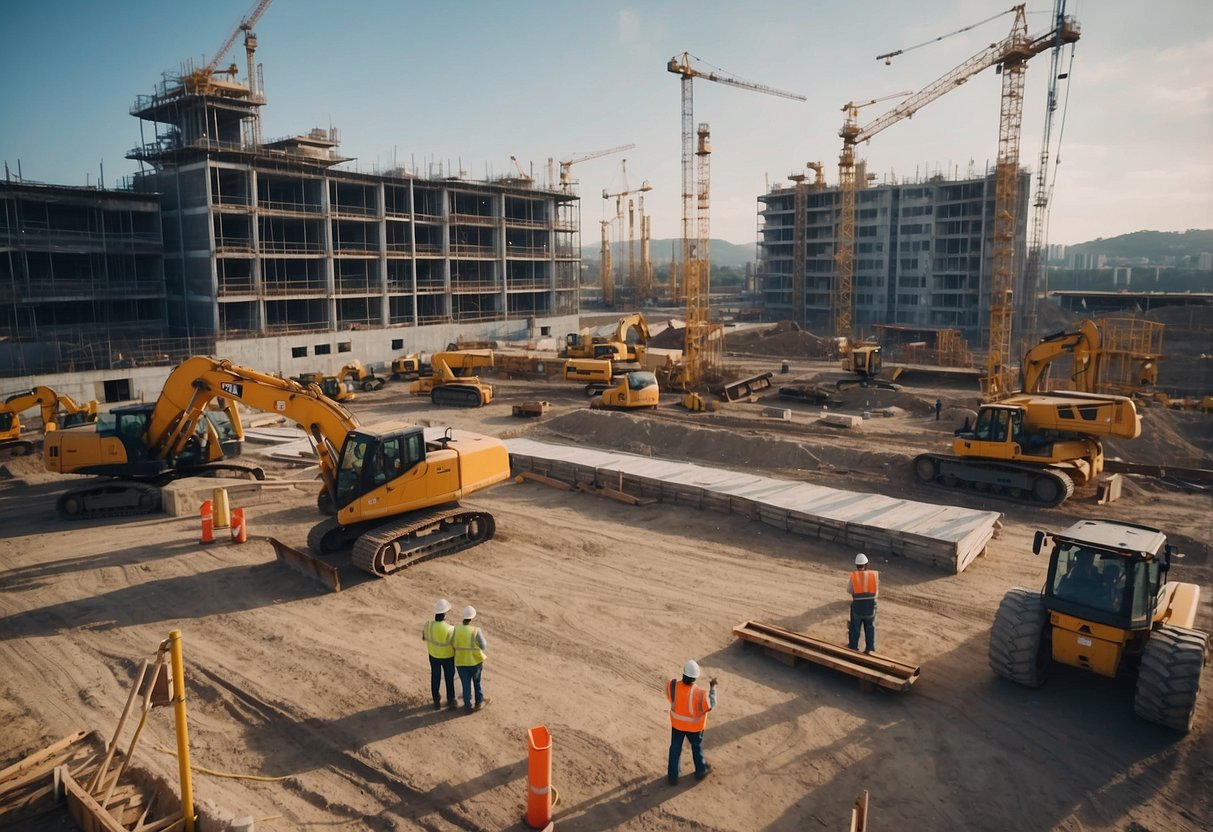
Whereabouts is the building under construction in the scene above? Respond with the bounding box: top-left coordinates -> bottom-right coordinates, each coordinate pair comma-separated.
1,31 -> 580,382
757,168 -> 1030,347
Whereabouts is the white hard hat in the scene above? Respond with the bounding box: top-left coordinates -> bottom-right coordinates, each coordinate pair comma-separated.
855,553 -> 869,566
434,598 -> 452,615
683,660 -> 701,679
462,605 -> 477,620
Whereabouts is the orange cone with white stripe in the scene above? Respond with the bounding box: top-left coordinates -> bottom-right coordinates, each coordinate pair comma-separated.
526,725 -> 552,828
231,507 -> 247,544
199,499 -> 215,545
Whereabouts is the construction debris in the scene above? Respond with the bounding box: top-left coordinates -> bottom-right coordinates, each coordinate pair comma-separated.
733,620 -> 921,691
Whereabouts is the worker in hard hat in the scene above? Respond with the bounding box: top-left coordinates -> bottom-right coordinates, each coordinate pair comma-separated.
665,659 -> 717,786
847,553 -> 879,653
423,598 -> 457,711
452,605 -> 489,713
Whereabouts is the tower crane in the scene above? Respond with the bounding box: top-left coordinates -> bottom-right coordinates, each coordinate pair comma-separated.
666,52 -> 805,388
602,160 -> 653,307
835,4 -> 1079,399
1023,0 -> 1079,343
555,144 -> 635,192
183,0 -> 274,95
509,155 -> 533,181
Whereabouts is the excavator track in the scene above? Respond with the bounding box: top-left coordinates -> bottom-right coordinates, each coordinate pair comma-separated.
349,507 -> 496,578
912,453 -> 1075,508
431,384 -> 485,408
56,462 -> 267,521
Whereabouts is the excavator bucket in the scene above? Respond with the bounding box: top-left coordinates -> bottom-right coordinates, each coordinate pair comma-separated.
716,372 -> 773,402
268,537 -> 342,592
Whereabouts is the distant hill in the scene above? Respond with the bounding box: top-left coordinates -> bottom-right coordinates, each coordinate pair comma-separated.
582,238 -> 756,268
1064,229 -> 1213,262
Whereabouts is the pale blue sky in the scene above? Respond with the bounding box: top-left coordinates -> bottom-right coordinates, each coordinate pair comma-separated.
2,1 -> 1209,246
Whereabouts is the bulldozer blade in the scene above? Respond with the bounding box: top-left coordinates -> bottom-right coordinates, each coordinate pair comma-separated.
269,537 -> 342,592
716,372 -> 774,402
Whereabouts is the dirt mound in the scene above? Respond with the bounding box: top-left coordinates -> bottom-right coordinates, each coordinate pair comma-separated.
724,321 -> 833,358
1110,406 -> 1213,468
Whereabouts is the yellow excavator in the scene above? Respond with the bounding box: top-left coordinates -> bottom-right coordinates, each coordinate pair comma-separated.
837,341 -> 900,391
1,387 -> 99,458
53,356 -> 508,577
410,351 -> 495,407
391,354 -> 426,381
912,390 -> 1141,507
292,372 -> 356,403
44,393 -> 260,518
562,312 -> 650,371
340,360 -> 387,392
990,518 -> 1206,733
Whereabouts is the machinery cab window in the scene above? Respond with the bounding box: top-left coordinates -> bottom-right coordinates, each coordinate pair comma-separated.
1051,545 -> 1128,615
0,413 -> 14,431
336,435 -> 373,506
973,407 -> 1013,443
1131,559 -> 1162,627
627,371 -> 657,391
336,428 -> 426,504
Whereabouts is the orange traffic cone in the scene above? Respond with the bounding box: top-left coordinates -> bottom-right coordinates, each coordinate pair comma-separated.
199,499 -> 215,545
525,725 -> 553,829
231,507 -> 247,544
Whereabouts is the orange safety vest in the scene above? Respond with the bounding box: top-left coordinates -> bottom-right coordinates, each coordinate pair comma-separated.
667,679 -> 710,732
849,570 -> 879,617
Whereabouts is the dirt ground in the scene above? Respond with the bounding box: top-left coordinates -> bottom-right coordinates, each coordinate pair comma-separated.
1,352 -> 1211,831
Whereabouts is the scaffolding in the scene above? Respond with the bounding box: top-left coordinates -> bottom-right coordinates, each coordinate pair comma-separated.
1096,316 -> 1164,395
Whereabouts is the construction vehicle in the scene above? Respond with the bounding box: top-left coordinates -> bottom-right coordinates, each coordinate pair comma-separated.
391,354 -> 427,380
409,351 -> 494,407
60,357 -> 509,576
340,360 -> 386,392
989,519 -> 1207,733
43,394 -> 261,519
912,390 -> 1141,507
590,371 -> 660,410
1,387 -> 100,457
293,372 -> 356,403
562,313 -> 651,370
1021,320 -> 1102,393
837,343 -> 900,391
563,358 -> 619,397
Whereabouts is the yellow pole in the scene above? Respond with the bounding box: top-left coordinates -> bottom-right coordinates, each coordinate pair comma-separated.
169,630 -> 196,832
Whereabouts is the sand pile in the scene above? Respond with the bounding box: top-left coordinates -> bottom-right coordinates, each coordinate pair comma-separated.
724,321 -> 833,358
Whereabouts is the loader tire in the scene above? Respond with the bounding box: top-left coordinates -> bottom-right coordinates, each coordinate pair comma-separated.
1134,625 -> 1208,734
988,588 -> 1050,688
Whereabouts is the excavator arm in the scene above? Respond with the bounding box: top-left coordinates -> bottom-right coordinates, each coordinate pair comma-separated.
1021,320 -> 1102,393
4,386 -> 100,432
612,313 -> 651,345
144,356 -> 358,497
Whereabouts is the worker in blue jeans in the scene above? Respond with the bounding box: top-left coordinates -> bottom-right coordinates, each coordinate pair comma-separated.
666,660 -> 718,785
452,605 -> 489,713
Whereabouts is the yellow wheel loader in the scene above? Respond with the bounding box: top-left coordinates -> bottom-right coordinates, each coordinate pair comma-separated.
989,519 -> 1207,733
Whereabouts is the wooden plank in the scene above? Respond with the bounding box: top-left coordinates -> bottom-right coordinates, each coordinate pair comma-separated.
62,769 -> 130,832
734,620 -> 920,691
518,470 -> 572,491
0,731 -> 87,784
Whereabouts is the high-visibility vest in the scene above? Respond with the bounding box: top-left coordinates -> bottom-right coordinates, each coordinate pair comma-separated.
849,570 -> 879,618
667,679 -> 710,732
424,619 -> 455,660
453,624 -> 485,667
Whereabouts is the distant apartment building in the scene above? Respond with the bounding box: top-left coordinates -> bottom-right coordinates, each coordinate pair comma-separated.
1067,251 -> 1106,270
1198,251 -> 1213,272
756,170 -> 1031,346
0,180 -> 167,375
1047,243 -> 1066,263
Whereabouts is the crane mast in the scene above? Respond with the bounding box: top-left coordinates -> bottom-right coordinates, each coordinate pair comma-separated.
666,53 -> 805,387
602,161 -> 653,308
834,5 -> 1079,396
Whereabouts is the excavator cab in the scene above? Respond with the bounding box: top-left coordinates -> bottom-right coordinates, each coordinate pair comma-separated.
333,426 -> 426,510
0,412 -> 17,441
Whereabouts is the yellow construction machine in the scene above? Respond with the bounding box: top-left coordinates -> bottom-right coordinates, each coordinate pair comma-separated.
913,390 -> 1141,507
561,312 -> 650,370
1020,319 -> 1102,394
292,371 -> 356,403
990,518 -> 1207,733
837,341 -> 900,391
391,354 -> 427,381
590,371 -> 660,410
1,387 -> 100,457
44,393 -> 260,518
409,350 -> 495,407
340,360 -> 387,392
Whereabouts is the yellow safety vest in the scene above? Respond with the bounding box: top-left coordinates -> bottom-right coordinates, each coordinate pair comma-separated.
424,619 -> 455,660
453,624 -> 485,667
